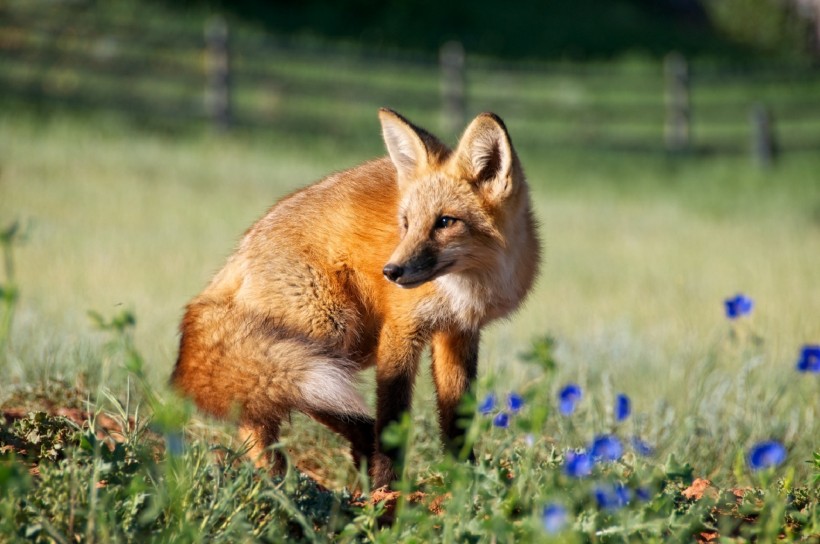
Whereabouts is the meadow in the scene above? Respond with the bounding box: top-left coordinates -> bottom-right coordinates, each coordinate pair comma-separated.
0,100 -> 818,541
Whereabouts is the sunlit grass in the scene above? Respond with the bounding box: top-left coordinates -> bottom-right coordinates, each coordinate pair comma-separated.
1,111 -> 819,487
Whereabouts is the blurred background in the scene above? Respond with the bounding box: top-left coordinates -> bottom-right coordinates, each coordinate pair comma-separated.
1,0 -> 819,400
2,0 -> 820,152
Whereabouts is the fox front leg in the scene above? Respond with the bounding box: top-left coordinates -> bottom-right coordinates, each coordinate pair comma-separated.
431,329 -> 479,461
371,323 -> 425,489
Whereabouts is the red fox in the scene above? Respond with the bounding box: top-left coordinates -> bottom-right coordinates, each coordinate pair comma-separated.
172,109 -> 539,488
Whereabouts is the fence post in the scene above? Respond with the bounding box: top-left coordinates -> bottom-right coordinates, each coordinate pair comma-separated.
205,16 -> 231,132
440,41 -> 465,135
664,52 -> 690,153
750,103 -> 776,167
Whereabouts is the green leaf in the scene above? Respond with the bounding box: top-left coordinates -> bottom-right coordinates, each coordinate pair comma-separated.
664,454 -> 694,481
0,221 -> 19,244
520,335 -> 558,373
0,454 -> 32,493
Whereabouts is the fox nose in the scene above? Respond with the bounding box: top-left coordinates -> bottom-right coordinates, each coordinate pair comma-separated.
383,263 -> 404,282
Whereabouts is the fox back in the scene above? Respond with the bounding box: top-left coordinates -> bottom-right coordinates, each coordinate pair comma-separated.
172,109 -> 540,488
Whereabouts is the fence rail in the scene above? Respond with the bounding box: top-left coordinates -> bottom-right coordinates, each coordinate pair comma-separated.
2,6 -> 820,158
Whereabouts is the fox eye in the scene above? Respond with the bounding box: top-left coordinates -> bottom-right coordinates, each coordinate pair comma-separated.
434,216 -> 458,230
402,216 -> 408,230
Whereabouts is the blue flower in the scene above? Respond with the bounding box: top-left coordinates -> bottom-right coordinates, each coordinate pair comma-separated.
507,392 -> 524,413
615,393 -> 631,422
541,503 -> 568,534
564,451 -> 593,478
478,393 -> 496,415
558,383 -> 582,415
631,436 -> 654,457
590,434 -> 623,462
594,483 -> 630,510
725,293 -> 754,319
747,441 -> 787,471
796,345 -> 820,373
164,432 -> 185,456
492,412 -> 509,428
635,487 -> 652,502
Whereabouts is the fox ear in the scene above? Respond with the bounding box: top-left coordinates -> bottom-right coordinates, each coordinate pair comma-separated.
379,108 -> 432,184
455,113 -> 515,202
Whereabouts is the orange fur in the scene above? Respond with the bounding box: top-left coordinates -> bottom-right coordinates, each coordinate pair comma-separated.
171,109 -> 540,488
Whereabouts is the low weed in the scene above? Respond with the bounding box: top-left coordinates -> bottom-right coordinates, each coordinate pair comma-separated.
0,308 -> 817,542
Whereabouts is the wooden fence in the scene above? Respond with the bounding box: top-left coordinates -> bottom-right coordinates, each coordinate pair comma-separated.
2,7 -> 820,160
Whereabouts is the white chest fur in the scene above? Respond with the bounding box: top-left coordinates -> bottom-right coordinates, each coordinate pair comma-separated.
435,274 -> 489,329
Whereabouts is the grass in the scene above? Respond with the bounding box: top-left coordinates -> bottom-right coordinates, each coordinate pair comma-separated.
0,107 -> 819,541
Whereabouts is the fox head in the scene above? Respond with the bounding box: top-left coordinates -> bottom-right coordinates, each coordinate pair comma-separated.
379,108 -> 532,290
